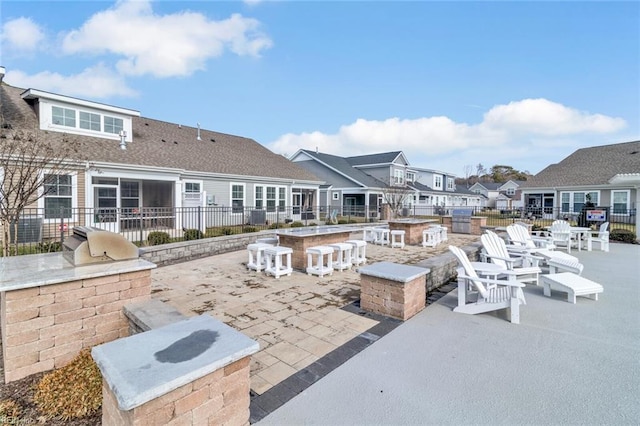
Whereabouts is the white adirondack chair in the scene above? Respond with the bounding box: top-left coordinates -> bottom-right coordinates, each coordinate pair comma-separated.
588,222 -> 610,252
549,220 -> 573,252
506,223 -> 555,251
481,231 -> 541,286
449,245 -> 526,324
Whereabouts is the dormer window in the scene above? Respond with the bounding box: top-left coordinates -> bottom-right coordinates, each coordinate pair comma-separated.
21,88 -> 139,143
80,111 -> 101,131
52,106 -> 76,127
104,116 -> 124,134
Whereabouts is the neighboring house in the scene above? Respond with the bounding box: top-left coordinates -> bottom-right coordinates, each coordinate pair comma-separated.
469,180 -> 524,210
0,81 -> 323,236
289,149 -> 483,217
519,141 -> 640,234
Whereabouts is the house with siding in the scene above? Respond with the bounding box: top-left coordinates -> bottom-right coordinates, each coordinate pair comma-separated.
0,80 -> 323,238
468,180 -> 524,210
519,140 -> 640,239
289,149 -> 483,217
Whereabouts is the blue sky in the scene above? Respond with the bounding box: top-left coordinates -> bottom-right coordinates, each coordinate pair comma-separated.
1,0 -> 638,176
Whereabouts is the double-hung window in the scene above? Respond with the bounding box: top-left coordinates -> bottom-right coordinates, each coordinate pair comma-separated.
612,190 -> 629,214
184,182 -> 201,201
266,187 -> 277,212
44,174 -> 73,219
231,184 -> 244,213
393,169 -> 404,185
255,186 -> 263,209
278,188 -> 286,212
561,191 -> 599,213
434,176 -> 442,190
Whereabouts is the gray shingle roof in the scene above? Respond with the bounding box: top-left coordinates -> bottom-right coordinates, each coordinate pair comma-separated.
1,83 -> 322,182
346,151 -> 404,166
520,141 -> 640,188
299,150 -> 387,188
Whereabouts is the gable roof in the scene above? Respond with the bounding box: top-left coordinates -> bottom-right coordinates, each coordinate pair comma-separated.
521,141 -> 640,188
0,83 -> 322,182
469,182 -> 502,191
298,150 -> 387,188
346,151 -> 405,166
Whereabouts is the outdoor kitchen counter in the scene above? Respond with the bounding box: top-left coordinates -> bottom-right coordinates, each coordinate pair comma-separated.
0,252 -> 156,292
276,225 -> 361,270
388,218 -> 439,245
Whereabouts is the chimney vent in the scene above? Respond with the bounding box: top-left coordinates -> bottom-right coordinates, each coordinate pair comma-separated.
197,123 -> 202,141
0,66 -> 5,84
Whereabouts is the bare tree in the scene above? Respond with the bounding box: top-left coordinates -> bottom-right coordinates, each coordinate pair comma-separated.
0,118 -> 87,256
463,164 -> 474,188
379,179 -> 415,219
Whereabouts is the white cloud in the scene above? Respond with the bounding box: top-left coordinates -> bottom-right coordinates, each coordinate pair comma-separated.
1,17 -> 46,52
5,65 -> 137,99
268,98 -> 627,175
61,0 -> 273,78
482,98 -> 627,135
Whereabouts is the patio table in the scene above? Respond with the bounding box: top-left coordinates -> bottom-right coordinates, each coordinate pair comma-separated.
388,218 -> 439,245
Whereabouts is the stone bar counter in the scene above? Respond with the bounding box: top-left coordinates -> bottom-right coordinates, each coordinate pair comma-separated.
388,218 -> 439,245
0,253 -> 156,382
276,225 -> 360,270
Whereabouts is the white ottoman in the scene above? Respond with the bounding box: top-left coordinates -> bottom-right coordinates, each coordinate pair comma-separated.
264,246 -> 293,279
329,243 -> 353,271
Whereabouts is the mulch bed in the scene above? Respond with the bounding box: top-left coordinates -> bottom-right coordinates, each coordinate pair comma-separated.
0,372 -> 101,425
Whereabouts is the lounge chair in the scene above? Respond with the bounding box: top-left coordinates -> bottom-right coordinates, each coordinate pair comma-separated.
449,246 -> 526,324
505,224 -> 581,267
481,231 -> 542,286
548,220 -> 573,252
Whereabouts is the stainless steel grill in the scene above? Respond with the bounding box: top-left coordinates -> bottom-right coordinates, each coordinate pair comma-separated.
63,226 -> 139,266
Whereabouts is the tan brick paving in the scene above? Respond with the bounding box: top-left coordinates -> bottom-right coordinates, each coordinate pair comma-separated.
151,231 -> 478,394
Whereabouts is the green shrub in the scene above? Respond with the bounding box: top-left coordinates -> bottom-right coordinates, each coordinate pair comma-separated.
290,221 -> 304,228
221,227 -> 235,235
147,231 -> 171,246
337,219 -> 349,224
268,222 -> 283,229
610,229 -> 636,244
183,228 -> 203,240
308,222 -> 318,227
242,226 -> 258,233
531,224 -> 545,232
37,241 -> 62,253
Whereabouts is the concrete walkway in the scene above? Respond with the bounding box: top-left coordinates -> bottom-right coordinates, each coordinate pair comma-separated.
258,242 -> 640,425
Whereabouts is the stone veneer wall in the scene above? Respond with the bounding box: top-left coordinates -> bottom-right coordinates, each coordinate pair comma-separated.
101,356 -> 251,426
139,232 -> 275,267
1,270 -> 151,383
360,275 -> 426,320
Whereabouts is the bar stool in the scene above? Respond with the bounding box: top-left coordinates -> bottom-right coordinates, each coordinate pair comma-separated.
439,226 -> 448,242
346,239 -> 367,266
247,242 -> 273,271
264,246 -> 293,279
374,228 -> 390,246
306,245 -> 334,277
390,230 -> 405,248
328,242 -> 353,271
422,228 -> 440,248
362,227 -> 377,243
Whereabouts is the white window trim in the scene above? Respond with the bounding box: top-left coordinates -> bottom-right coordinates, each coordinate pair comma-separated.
253,184 -> 287,212
230,183 -> 246,214
183,179 -> 203,201
37,170 -> 79,223
433,175 -> 443,190
560,190 -> 601,213
611,190 -> 631,215
332,192 -> 339,201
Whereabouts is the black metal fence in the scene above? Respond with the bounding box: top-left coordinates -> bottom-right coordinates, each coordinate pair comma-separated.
2,204 -> 635,256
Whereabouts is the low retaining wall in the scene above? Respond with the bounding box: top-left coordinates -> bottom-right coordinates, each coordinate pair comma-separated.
140,231 -> 278,267
417,241 -> 483,293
